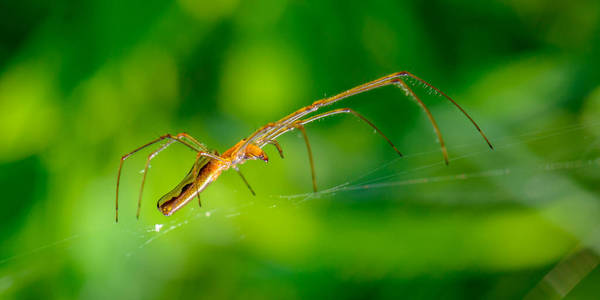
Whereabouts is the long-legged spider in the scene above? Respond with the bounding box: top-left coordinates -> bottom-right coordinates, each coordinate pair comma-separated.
115,72 -> 493,221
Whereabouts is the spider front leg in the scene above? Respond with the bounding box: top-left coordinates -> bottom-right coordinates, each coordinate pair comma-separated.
273,72 -> 492,165
391,78 -> 449,164
296,108 -> 403,157
266,108 -> 403,193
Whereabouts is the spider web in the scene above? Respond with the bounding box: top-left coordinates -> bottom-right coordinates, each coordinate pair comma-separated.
1,121 -> 600,298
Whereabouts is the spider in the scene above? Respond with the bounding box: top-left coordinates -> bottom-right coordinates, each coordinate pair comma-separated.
115,72 -> 493,221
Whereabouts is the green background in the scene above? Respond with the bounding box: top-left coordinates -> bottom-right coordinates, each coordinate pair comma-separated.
1,0 -> 600,299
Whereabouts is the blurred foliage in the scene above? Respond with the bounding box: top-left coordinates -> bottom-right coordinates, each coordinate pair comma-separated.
1,0 -> 600,299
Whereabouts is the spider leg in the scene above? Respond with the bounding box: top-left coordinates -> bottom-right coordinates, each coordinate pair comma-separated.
309,72 -> 493,152
176,132 -> 210,152
287,107 -> 403,157
233,166 -> 256,196
397,72 -> 493,150
265,140 -> 285,159
391,78 -> 449,164
294,124 -> 318,192
249,72 -> 492,162
264,108 -> 401,193
192,153 -> 203,208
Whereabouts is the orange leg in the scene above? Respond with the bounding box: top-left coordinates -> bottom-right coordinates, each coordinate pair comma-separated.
287,107 -> 403,156
244,72 -> 492,163
265,108 -> 403,193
